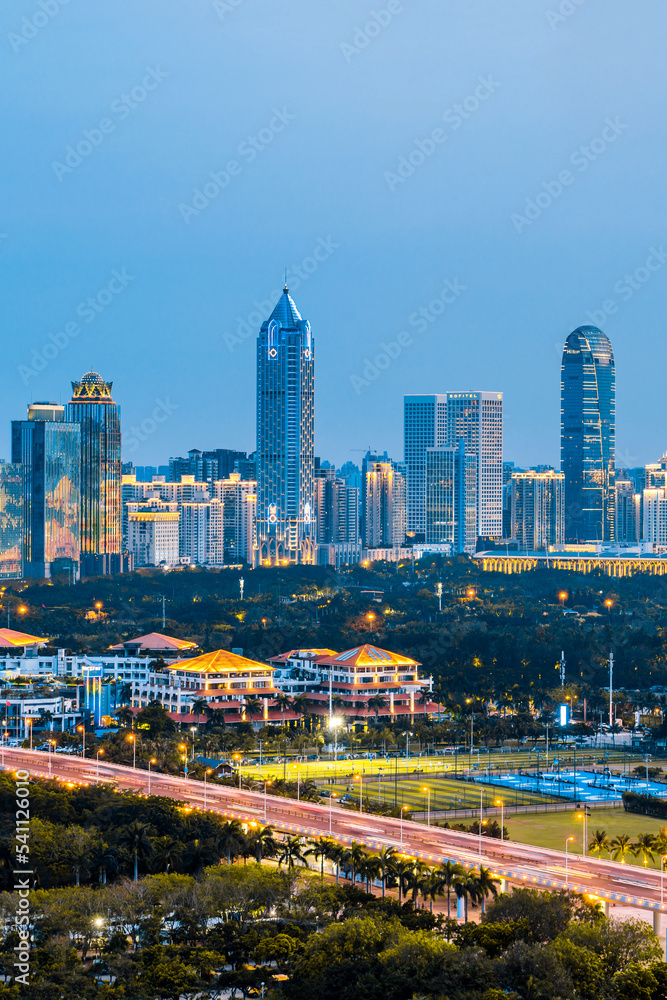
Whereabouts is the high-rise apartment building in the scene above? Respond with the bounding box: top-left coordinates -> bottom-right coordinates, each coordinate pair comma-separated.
404,395 -> 448,538
510,470 -> 564,551
446,391 -> 503,540
127,500 -> 180,568
561,326 -> 615,543
11,403 -> 80,578
211,474 -> 257,564
256,286 -> 315,565
65,371 -> 122,576
643,489 -> 667,547
615,479 -> 640,545
314,466 -> 360,545
168,449 -> 248,483
364,461 -> 406,549
425,442 -> 477,553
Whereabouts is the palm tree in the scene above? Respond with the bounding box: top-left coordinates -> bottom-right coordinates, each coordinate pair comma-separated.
327,843 -> 346,885
276,836 -> 308,871
421,870 -> 444,913
244,696 -> 264,725
151,836 -> 183,873
610,833 -> 632,864
38,708 -> 54,732
438,860 -> 464,924
346,842 -> 368,886
89,843 -> 119,885
306,836 -> 334,882
291,694 -> 310,729
360,854 -> 381,894
115,707 -> 134,729
118,682 -> 133,706
248,824 -> 278,863
588,829 -> 611,859
219,820 -> 246,865
454,869 -> 480,923
191,697 -> 209,720
390,858 -> 414,904
475,866 -> 500,915
275,692 -> 292,726
118,820 -> 153,881
632,833 -> 657,867
376,845 -> 397,898
367,694 -> 388,723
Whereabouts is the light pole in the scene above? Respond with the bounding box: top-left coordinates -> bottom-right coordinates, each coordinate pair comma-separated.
436,582 -> 442,613
422,786 -> 431,826
355,773 -> 363,813
258,739 -> 262,778
128,734 -> 136,769
96,749 -> 104,781
565,836 -> 574,887
496,799 -> 504,841
399,803 -> 408,846
329,791 -> 337,834
190,727 -> 197,761
662,855 -> 666,906
479,787 -> 484,857
48,739 -> 55,778
27,717 -> 33,751
148,756 -> 156,795
265,779 -> 272,822
77,724 -> 86,759
204,768 -> 212,809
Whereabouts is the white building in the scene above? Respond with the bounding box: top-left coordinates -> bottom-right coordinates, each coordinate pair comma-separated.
510,470 -> 564,551
446,391 -> 503,540
127,501 -> 180,567
364,461 -> 406,549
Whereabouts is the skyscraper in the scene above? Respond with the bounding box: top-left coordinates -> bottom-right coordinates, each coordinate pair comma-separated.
446,392 -> 503,540
11,403 -> 80,578
404,394 -> 448,539
0,462 -> 25,579
256,286 -> 315,565
510,470 -> 564,551
66,371 -> 122,575
560,326 -> 615,542
425,441 -> 477,553
364,461 -> 406,549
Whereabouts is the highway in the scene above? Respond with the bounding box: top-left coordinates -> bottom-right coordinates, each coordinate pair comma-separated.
4,748 -> 664,918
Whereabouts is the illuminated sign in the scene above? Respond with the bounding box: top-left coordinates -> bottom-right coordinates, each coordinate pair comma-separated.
559,704 -> 569,727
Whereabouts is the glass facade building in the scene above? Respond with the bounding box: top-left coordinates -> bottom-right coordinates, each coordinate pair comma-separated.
404,395 -> 448,539
65,371 -> 122,575
425,442 -> 477,553
256,287 -> 315,565
11,405 -> 80,578
560,326 -> 615,542
0,463 -> 25,578
446,392 -> 503,540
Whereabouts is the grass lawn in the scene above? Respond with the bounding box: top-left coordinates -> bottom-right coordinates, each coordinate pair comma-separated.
507,807 -> 667,865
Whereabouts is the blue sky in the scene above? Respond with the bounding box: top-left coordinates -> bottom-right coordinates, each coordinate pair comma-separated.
2,0 -> 664,470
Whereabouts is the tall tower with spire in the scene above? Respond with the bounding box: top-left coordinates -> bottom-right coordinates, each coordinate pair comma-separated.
255,286 -> 315,566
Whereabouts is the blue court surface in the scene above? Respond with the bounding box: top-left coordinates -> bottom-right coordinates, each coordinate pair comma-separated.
476,769 -> 667,802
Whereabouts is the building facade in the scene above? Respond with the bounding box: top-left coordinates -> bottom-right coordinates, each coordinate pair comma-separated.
11,403 -> 80,578
510,470 -> 564,551
256,286 -> 316,565
560,326 -> 615,543
446,391 -> 503,541
0,463 -> 24,579
364,461 -> 406,549
127,502 -> 180,568
404,394 -> 448,539
65,372 -> 122,575
425,441 -> 477,553
615,479 -> 640,545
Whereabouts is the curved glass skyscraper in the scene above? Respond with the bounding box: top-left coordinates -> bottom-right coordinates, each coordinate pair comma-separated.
255,287 -> 315,566
560,326 -> 615,542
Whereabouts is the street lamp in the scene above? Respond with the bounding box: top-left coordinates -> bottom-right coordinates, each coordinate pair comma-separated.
436,582 -> 443,613
96,748 -> 104,780
48,739 -> 56,778
330,716 -> 342,761
77,724 -> 86,759
328,790 -> 337,834
565,836 -> 574,887
367,612 -> 375,633
399,803 -> 408,846
204,768 -> 212,809
95,601 -> 103,620
354,773 -> 363,813
127,734 -> 136,769
422,786 -> 431,826
605,599 -> 613,616
577,809 -> 589,856
264,779 -> 272,822
559,591 -> 568,608
26,717 -> 33,751
495,799 -> 504,841
148,757 -> 156,795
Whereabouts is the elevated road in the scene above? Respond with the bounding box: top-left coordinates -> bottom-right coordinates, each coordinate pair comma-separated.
4,748 -> 664,917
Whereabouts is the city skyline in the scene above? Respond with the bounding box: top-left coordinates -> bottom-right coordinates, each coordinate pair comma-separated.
3,3 -> 666,470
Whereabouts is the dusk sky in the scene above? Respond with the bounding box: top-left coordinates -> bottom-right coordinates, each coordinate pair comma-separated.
3,1 -> 664,471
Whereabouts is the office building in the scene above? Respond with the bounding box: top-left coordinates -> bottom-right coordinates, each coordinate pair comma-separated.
65,371 -> 122,576
256,286 -> 315,565
11,403 -> 80,578
560,326 -> 615,542
425,442 -> 477,553
168,448 -> 248,483
446,392 -> 503,543
0,463 -> 24,578
364,461 -> 406,549
404,395 -> 448,539
615,479 -> 640,545
510,470 -> 564,551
